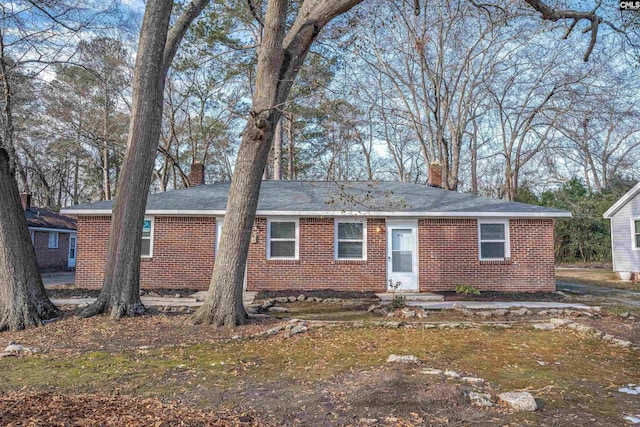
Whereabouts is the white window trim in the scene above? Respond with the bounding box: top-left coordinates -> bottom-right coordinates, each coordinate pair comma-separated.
141,216 -> 154,258
632,218 -> 640,251
334,218 -> 367,260
48,231 -> 59,249
478,219 -> 510,261
215,217 -> 224,258
266,217 -> 299,260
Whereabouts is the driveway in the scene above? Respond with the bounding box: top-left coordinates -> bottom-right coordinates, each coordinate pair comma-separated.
42,271 -> 75,287
557,280 -> 640,307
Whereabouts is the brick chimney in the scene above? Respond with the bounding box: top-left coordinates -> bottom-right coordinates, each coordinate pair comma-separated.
20,193 -> 31,211
428,161 -> 442,188
189,161 -> 205,186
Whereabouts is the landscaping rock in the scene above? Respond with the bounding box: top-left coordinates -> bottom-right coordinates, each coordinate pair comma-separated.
549,318 -> 572,327
510,308 -> 528,316
288,296 -> 297,302
602,334 -> 615,341
358,418 -> 379,425
469,392 -> 493,407
147,292 -> 160,297
367,304 -> 378,313
611,338 -> 633,348
387,354 -> 421,364
267,307 -> 288,313
297,294 -> 306,302
275,297 -> 289,303
462,377 -> 485,385
444,370 -> 461,379
422,368 -> 443,375
438,323 -> 461,329
265,325 -> 284,336
499,392 -> 537,412
385,322 -> 402,328
290,325 -> 308,335
401,308 -> 416,318
533,323 -> 556,331
476,311 -> 493,318
493,309 -> 508,316
4,344 -> 25,353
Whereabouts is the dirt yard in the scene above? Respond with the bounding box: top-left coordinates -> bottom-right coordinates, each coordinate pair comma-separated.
1,306 -> 640,426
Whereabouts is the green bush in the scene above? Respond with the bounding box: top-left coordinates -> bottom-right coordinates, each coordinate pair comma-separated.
455,284 -> 480,296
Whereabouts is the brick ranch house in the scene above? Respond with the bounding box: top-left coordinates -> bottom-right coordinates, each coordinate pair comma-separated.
22,194 -> 77,271
62,167 -> 570,293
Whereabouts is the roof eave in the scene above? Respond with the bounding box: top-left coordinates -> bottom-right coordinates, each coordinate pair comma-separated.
62,208 -> 571,218
603,182 -> 640,219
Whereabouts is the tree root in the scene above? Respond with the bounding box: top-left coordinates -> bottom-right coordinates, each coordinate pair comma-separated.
0,301 -> 61,332
191,302 -> 248,327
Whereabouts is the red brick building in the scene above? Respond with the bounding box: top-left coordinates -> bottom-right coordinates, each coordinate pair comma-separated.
62,175 -> 570,293
22,194 -> 77,272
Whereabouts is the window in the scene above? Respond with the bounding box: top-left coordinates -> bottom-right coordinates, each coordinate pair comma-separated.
633,219 -> 640,250
478,220 -> 510,260
141,218 -> 153,257
335,219 -> 366,260
267,219 -> 298,259
48,231 -> 59,249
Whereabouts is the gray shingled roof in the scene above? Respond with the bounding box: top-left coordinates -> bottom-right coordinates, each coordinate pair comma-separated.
62,181 -> 570,217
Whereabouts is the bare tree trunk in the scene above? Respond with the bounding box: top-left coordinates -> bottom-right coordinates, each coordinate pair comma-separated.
273,115 -> 283,180
286,112 -> 295,180
193,0 -> 363,327
80,0 -> 210,319
0,148 -> 60,331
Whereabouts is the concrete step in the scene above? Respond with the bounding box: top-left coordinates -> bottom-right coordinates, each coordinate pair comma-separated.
377,292 -> 444,302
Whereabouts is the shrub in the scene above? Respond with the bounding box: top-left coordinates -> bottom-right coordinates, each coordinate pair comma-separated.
455,284 -> 480,296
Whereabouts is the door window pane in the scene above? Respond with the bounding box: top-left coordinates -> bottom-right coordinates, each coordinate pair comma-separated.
392,229 -> 413,251
392,251 -> 413,272
391,229 -> 413,272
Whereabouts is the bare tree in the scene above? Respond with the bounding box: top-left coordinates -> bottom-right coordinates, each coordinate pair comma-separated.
192,0 -> 363,326
80,0 -> 211,319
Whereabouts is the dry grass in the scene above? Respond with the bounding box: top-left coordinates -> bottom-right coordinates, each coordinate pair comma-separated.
556,267 -> 639,290
1,314 -> 639,425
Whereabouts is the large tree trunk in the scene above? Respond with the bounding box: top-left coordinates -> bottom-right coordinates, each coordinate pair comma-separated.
80,0 -> 172,318
0,148 -> 60,331
79,0 -> 210,319
193,0 -> 363,327
273,116 -> 283,180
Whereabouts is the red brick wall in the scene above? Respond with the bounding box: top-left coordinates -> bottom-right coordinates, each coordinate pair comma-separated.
418,218 -> 555,292
32,230 -> 71,271
75,215 -> 555,293
76,216 -> 215,289
245,218 -> 387,292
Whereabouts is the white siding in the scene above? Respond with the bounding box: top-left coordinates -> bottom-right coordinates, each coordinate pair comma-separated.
611,192 -> 640,272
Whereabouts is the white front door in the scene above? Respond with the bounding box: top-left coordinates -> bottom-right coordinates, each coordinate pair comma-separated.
67,235 -> 77,268
387,222 -> 418,291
